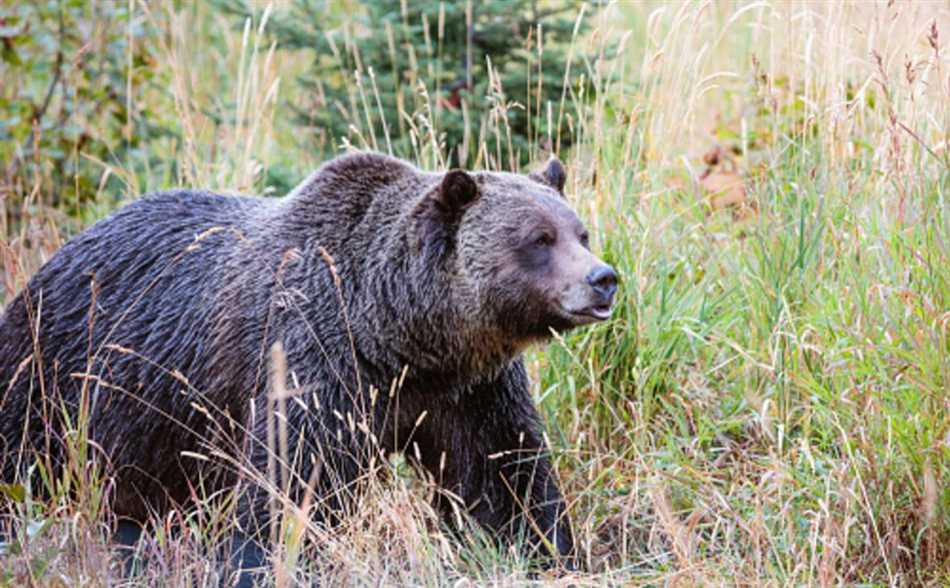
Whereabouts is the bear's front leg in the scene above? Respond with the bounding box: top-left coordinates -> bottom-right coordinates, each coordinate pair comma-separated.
410,361 -> 575,567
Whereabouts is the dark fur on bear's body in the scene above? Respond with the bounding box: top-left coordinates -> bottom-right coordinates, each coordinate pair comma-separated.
1,152 -> 617,566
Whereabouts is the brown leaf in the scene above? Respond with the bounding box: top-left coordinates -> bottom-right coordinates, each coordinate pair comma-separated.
664,174 -> 687,191
702,145 -> 722,166
701,171 -> 746,210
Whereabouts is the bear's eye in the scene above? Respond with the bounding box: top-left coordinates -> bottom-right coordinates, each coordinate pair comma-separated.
579,231 -> 590,248
535,233 -> 555,247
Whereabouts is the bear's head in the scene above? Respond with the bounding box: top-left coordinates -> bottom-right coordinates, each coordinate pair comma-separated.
416,158 -> 618,348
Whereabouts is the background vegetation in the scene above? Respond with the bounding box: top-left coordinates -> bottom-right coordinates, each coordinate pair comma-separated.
2,0 -> 950,585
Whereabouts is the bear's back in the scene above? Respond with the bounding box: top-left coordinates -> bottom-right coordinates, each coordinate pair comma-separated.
1,189 -> 263,338
0,189 -> 267,422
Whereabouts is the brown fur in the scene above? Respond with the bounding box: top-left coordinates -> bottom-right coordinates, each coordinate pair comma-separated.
0,152 -> 617,569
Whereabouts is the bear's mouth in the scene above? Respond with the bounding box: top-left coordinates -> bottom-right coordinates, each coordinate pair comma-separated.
564,303 -> 613,324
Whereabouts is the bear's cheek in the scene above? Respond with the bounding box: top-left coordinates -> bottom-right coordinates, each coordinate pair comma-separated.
501,251 -> 557,303
507,277 -> 568,334
474,262 -> 540,324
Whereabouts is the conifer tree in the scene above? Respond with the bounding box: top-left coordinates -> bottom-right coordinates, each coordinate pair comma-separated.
219,0 -> 589,169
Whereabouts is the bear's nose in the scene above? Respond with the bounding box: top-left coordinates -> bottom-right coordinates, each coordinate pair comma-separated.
586,265 -> 618,302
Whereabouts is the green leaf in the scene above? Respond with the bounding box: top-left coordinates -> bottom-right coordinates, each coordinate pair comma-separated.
0,483 -> 25,503
1,44 -> 21,66
29,553 -> 50,578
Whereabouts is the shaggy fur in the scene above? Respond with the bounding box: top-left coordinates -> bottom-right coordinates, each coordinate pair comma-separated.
0,152 -> 616,569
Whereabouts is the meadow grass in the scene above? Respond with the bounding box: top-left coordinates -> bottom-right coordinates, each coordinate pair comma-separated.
2,1 -> 950,586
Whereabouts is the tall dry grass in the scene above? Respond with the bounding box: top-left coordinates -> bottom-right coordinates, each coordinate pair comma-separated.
2,0 -> 950,586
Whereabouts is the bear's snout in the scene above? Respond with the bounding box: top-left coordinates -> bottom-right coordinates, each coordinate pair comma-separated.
574,262 -> 617,321
586,265 -> 618,306
554,253 -> 618,325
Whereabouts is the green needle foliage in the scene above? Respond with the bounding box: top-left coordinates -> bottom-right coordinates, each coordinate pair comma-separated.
215,0 -> 589,168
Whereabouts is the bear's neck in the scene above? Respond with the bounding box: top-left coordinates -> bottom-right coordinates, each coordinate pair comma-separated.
356,246 -> 521,389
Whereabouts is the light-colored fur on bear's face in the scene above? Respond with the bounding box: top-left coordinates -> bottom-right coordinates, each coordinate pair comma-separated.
455,171 -> 616,343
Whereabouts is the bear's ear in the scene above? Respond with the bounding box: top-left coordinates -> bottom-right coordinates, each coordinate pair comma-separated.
530,157 -> 567,194
411,169 -> 478,255
435,169 -> 479,218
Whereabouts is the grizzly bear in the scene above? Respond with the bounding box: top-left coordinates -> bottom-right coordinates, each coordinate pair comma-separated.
0,152 -> 617,576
